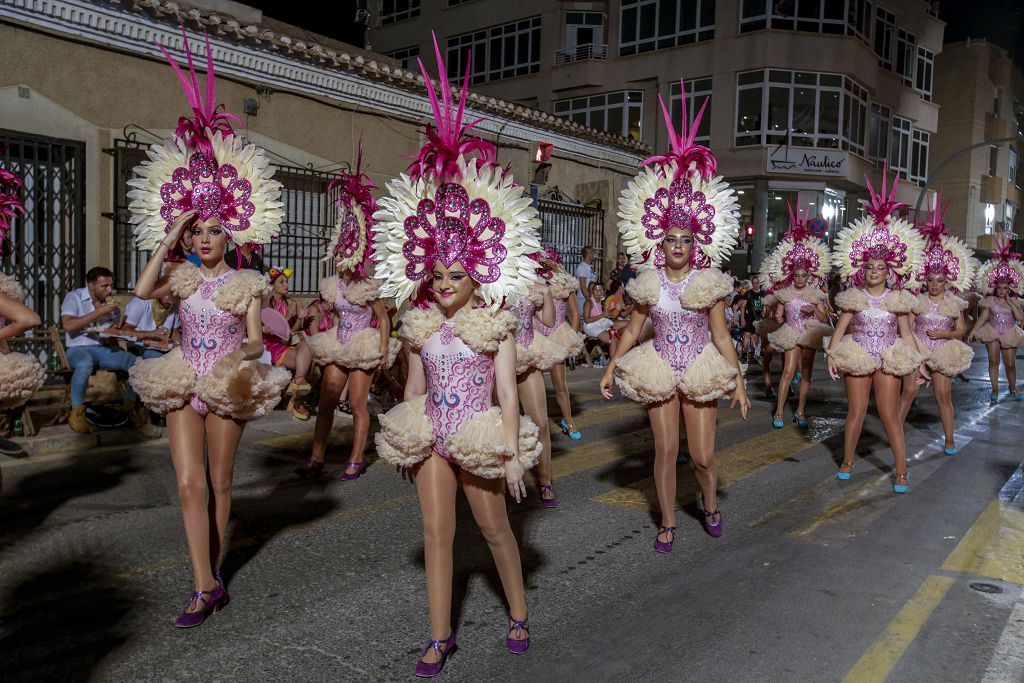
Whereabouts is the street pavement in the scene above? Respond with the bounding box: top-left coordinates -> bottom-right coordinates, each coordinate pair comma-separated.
1,348 -> 1023,682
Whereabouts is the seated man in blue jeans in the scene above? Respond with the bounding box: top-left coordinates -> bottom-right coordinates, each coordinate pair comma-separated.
60,267 -> 140,432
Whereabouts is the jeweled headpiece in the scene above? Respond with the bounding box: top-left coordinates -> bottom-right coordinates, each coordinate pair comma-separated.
128,25 -> 284,251
0,168 -> 26,252
911,193 -> 977,292
617,79 -> 739,270
765,203 -> 831,287
832,166 -> 924,287
978,233 -> 1024,295
326,141 -> 377,278
373,34 -> 541,308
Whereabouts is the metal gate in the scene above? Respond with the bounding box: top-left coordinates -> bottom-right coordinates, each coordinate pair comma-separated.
0,129 -> 86,327
537,190 -> 605,282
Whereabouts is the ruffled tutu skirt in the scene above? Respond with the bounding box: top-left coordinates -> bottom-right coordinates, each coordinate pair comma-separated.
307,327 -> 401,370
973,323 -> 1024,349
767,321 -> 831,352
0,352 -> 46,410
129,348 -> 290,420
754,318 -> 780,336
516,332 -> 566,375
614,341 -> 737,405
917,338 -> 973,377
374,395 -> 542,479
828,338 -> 923,377
548,322 -> 585,361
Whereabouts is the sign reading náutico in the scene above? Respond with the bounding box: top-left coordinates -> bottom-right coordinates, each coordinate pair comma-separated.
767,148 -> 847,177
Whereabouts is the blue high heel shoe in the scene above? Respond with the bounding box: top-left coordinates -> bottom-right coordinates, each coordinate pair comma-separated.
943,446 -> 957,455
793,412 -> 809,427
893,472 -> 909,493
990,391 -> 999,402
837,462 -> 853,480
1011,391 -> 1023,402
772,416 -> 785,428
560,419 -> 582,440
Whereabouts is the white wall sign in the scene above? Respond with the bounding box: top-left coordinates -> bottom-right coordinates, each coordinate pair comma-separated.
767,148 -> 847,176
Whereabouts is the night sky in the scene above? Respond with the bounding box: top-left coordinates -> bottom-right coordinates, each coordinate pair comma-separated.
246,0 -> 1024,67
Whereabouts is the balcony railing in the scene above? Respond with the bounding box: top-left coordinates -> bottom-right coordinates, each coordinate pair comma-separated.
554,43 -> 607,65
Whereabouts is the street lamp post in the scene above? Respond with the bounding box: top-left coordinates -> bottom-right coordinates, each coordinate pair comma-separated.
913,134 -> 1024,217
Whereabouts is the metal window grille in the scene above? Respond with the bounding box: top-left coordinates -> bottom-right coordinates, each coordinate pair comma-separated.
1,129 -> 86,329
537,189 -> 605,283
108,136 -> 341,295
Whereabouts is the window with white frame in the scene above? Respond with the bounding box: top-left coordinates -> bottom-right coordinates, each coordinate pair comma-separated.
669,78 -> 712,145
988,145 -> 999,177
565,11 -> 605,50
910,129 -> 930,185
985,203 -> 995,232
1011,147 -> 1019,187
446,17 -> 541,84
619,0 -> 715,56
734,69 -> 868,152
740,0 -> 845,34
915,47 -> 934,101
1006,201 -> 1016,229
868,103 -> 890,165
889,116 -> 912,178
380,0 -> 420,25
847,0 -> 873,43
386,46 -> 420,71
896,30 -> 916,88
553,91 -> 644,140
874,7 -> 896,70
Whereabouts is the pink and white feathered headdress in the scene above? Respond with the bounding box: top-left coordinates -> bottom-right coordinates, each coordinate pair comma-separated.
128,25 -> 284,251
616,79 -> 740,271
978,233 -> 1024,296
763,204 -> 831,287
373,34 -> 541,309
832,166 -> 924,287
0,167 -> 27,253
326,141 -> 377,278
911,193 -> 978,292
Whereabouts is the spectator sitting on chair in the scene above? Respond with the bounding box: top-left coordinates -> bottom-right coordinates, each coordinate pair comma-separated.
121,293 -> 180,359
575,245 -> 597,313
60,266 -> 141,433
582,282 -> 618,360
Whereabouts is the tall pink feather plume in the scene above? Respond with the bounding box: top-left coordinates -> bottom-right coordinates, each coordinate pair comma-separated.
406,32 -> 497,183
918,191 -> 948,246
993,232 -> 1021,262
861,162 -> 907,225
783,202 -> 811,242
0,168 -> 27,246
158,23 -> 241,161
328,139 -> 378,278
642,78 -> 716,180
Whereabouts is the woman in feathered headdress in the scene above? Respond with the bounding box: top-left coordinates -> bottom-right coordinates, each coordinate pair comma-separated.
599,80 -> 749,551
0,167 -> 45,465
532,246 -> 586,442
371,36 -> 541,674
826,168 -> 928,492
968,233 -> 1024,400
127,27 -> 290,627
896,195 -> 977,453
297,146 -> 399,480
764,205 -> 832,429
754,252 -> 783,400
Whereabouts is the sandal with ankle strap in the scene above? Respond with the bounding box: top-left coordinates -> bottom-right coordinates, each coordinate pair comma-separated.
654,526 -> 676,553
506,614 -> 530,654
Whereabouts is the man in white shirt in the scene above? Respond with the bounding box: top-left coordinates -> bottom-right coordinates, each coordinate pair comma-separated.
59,267 -> 139,432
122,294 -> 180,360
575,245 -> 597,312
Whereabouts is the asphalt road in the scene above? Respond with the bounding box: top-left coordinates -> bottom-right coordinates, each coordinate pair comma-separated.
1,348 -> 1023,683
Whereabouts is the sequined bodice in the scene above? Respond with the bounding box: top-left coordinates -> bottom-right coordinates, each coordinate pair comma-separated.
180,274 -> 245,377
783,289 -> 813,332
536,297 -> 566,336
990,301 -> 1014,334
421,323 -> 495,460
335,278 -> 374,345
650,270 -> 710,379
512,297 -> 535,347
852,292 -> 897,359
914,298 -> 955,353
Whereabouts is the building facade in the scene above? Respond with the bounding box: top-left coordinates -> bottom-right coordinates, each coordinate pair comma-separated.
372,0 -> 944,272
0,0 -> 645,326
932,39 -> 1024,250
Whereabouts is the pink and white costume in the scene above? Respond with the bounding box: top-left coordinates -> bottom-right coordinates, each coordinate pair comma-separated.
536,270 -> 584,360
375,306 -> 542,478
912,293 -> 973,376
767,286 -> 830,352
306,276 -> 399,370
828,288 -> 922,377
974,297 -> 1024,348
511,291 -> 564,375
129,264 -> 289,418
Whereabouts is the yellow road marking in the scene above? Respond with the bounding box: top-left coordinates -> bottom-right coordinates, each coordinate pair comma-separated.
841,575 -> 955,683
942,499 -> 1024,584
594,424 -> 812,510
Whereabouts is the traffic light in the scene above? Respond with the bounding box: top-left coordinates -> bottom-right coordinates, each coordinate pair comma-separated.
745,224 -> 756,244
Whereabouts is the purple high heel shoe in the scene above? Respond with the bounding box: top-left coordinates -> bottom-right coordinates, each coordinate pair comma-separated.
539,484 -> 558,509
338,460 -> 367,481
174,583 -> 228,628
506,614 -> 530,654
702,508 -> 723,538
415,633 -> 457,678
654,526 -> 676,553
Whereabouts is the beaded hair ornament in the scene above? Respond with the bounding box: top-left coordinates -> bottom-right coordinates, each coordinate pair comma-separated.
326,141 -> 377,278
978,233 -> 1024,296
0,168 -> 26,252
832,165 -> 924,287
373,33 -> 541,309
617,78 -> 740,270
912,193 -> 977,292
764,204 -> 831,287
128,25 -> 284,252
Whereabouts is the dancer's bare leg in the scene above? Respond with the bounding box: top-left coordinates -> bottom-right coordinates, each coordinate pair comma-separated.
310,364 -> 348,465
549,362 -> 575,430
413,452 -> 458,663
517,369 -> 553,495
874,371 -> 908,480
986,342 -> 1001,395
774,347 -> 800,420
796,347 -> 815,418
166,405 -> 216,597
932,373 -> 955,449
898,373 -> 922,423
205,412 -> 245,573
344,368 -> 374,473
682,397 -> 718,512
1003,347 -> 1018,394
841,375 -> 871,473
647,394 -> 681,543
